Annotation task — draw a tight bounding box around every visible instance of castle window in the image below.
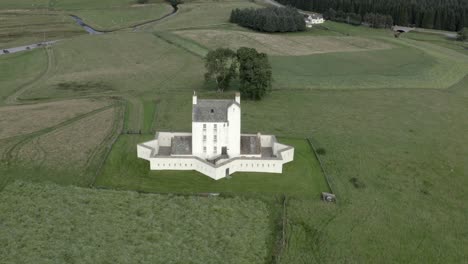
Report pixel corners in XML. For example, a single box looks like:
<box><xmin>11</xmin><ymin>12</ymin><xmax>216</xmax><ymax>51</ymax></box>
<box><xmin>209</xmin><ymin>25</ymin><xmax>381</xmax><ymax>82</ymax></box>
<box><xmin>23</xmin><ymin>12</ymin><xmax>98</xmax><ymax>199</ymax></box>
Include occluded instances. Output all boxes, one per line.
<box><xmin>210</xmin><ymin>109</ymin><xmax>214</xmax><ymax>113</ymax></box>
<box><xmin>214</xmin><ymin>135</ymin><xmax>217</xmax><ymax>142</ymax></box>
<box><xmin>214</xmin><ymin>146</ymin><xmax>217</xmax><ymax>154</ymax></box>
<box><xmin>203</xmin><ymin>146</ymin><xmax>206</xmax><ymax>153</ymax></box>
<box><xmin>203</xmin><ymin>135</ymin><xmax>206</xmax><ymax>142</ymax></box>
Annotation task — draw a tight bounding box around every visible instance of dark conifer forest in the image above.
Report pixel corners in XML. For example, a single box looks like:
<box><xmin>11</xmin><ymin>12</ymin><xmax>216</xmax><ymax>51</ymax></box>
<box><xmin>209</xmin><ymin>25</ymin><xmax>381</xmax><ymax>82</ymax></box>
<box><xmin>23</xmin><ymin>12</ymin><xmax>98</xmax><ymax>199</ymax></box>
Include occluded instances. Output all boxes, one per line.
<box><xmin>230</xmin><ymin>7</ymin><xmax>306</xmax><ymax>32</ymax></box>
<box><xmin>275</xmin><ymin>0</ymin><xmax>468</xmax><ymax>31</ymax></box>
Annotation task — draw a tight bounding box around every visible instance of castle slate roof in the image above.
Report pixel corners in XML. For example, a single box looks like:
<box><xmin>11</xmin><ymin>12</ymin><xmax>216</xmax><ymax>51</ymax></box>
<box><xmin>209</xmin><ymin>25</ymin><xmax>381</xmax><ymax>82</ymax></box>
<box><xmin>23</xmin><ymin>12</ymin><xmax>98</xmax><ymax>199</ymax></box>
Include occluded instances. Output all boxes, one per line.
<box><xmin>192</xmin><ymin>99</ymin><xmax>239</xmax><ymax>122</ymax></box>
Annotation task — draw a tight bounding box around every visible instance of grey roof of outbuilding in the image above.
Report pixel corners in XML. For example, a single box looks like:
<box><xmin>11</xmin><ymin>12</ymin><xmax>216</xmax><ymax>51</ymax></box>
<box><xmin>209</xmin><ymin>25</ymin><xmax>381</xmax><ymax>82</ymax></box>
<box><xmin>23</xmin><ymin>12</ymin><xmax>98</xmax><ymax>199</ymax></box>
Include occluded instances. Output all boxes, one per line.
<box><xmin>192</xmin><ymin>99</ymin><xmax>239</xmax><ymax>122</ymax></box>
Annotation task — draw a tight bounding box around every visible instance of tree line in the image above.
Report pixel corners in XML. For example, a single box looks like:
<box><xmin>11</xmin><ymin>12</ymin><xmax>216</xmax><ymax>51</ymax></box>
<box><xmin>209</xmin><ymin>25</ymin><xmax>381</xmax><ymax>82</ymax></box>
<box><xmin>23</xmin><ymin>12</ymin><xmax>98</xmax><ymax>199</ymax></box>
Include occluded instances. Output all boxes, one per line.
<box><xmin>205</xmin><ymin>48</ymin><xmax>272</xmax><ymax>100</ymax></box>
<box><xmin>230</xmin><ymin>7</ymin><xmax>306</xmax><ymax>32</ymax></box>
<box><xmin>325</xmin><ymin>9</ymin><xmax>393</xmax><ymax>28</ymax></box>
<box><xmin>276</xmin><ymin>0</ymin><xmax>468</xmax><ymax>31</ymax></box>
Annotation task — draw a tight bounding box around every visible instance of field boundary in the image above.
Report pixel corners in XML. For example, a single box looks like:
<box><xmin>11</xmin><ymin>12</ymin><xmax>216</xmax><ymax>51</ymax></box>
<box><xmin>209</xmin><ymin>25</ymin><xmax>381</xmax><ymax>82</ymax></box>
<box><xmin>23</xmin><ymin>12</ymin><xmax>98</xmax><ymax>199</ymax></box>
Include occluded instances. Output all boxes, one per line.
<box><xmin>307</xmin><ymin>137</ymin><xmax>336</xmax><ymax>196</ymax></box>
<box><xmin>90</xmin><ymin>100</ymin><xmax>126</xmax><ymax>187</ymax></box>
<box><xmin>153</xmin><ymin>31</ymin><xmax>209</xmax><ymax>58</ymax></box>
<box><xmin>271</xmin><ymin>194</ymin><xmax>288</xmax><ymax>264</ymax></box>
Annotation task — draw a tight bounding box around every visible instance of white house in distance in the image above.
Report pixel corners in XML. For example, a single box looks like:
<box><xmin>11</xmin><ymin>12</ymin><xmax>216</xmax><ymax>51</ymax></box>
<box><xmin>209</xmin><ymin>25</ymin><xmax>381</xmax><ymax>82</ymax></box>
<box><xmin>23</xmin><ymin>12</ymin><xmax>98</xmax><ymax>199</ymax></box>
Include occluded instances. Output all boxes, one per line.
<box><xmin>305</xmin><ymin>14</ymin><xmax>325</xmax><ymax>28</ymax></box>
<box><xmin>137</xmin><ymin>93</ymin><xmax>294</xmax><ymax>180</ymax></box>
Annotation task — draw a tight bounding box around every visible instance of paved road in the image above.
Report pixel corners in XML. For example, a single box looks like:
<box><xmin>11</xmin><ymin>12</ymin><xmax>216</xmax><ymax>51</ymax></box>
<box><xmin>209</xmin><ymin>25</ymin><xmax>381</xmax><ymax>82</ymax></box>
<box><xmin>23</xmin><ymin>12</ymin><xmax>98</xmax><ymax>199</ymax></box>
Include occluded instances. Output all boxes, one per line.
<box><xmin>393</xmin><ymin>25</ymin><xmax>458</xmax><ymax>38</ymax></box>
<box><xmin>0</xmin><ymin>41</ymin><xmax>58</xmax><ymax>56</ymax></box>
<box><xmin>413</xmin><ymin>28</ymin><xmax>458</xmax><ymax>38</ymax></box>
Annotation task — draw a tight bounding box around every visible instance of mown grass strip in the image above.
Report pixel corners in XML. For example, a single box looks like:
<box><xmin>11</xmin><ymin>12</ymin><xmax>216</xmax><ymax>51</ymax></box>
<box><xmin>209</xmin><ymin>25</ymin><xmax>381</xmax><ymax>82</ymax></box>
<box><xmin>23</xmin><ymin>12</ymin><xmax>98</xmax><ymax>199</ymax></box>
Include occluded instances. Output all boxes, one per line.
<box><xmin>153</xmin><ymin>31</ymin><xmax>209</xmax><ymax>57</ymax></box>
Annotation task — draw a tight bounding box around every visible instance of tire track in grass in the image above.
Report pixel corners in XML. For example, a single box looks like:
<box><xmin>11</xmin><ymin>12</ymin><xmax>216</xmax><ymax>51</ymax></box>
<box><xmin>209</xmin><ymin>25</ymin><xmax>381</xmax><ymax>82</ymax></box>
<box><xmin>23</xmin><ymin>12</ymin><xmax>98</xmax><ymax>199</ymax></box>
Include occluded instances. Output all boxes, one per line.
<box><xmin>87</xmin><ymin>102</ymin><xmax>125</xmax><ymax>187</ymax></box>
<box><xmin>2</xmin><ymin>104</ymin><xmax>116</xmax><ymax>165</ymax></box>
<box><xmin>4</xmin><ymin>46</ymin><xmax>55</xmax><ymax>105</ymax></box>
<box><xmin>125</xmin><ymin>96</ymin><xmax>144</xmax><ymax>132</ymax></box>
<box><xmin>3</xmin><ymin>47</ymin><xmax>51</xmax><ymax>105</ymax></box>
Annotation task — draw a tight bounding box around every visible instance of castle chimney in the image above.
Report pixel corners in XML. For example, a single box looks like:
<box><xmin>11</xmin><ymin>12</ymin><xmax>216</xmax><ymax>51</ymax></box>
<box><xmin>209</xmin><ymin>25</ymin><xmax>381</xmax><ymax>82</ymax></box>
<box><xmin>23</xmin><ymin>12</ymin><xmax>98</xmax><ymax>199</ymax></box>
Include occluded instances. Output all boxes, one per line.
<box><xmin>235</xmin><ymin>92</ymin><xmax>240</xmax><ymax>104</ymax></box>
<box><xmin>193</xmin><ymin>91</ymin><xmax>197</xmax><ymax>105</ymax></box>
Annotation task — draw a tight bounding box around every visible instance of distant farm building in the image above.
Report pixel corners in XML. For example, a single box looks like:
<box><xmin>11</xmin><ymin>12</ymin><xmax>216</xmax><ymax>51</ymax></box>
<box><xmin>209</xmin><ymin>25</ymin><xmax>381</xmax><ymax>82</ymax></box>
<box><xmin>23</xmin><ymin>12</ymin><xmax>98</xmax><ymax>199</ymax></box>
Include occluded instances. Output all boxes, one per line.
<box><xmin>137</xmin><ymin>93</ymin><xmax>294</xmax><ymax>180</ymax></box>
<box><xmin>305</xmin><ymin>14</ymin><xmax>324</xmax><ymax>28</ymax></box>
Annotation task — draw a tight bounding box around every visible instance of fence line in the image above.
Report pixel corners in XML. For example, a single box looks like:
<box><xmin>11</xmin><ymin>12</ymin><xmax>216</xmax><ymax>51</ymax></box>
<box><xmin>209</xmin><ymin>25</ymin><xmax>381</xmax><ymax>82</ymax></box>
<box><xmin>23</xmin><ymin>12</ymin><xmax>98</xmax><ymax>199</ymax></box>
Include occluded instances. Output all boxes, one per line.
<box><xmin>273</xmin><ymin>194</ymin><xmax>288</xmax><ymax>264</ymax></box>
<box><xmin>89</xmin><ymin>101</ymin><xmax>126</xmax><ymax>187</ymax></box>
<box><xmin>306</xmin><ymin>137</ymin><xmax>336</xmax><ymax>196</ymax></box>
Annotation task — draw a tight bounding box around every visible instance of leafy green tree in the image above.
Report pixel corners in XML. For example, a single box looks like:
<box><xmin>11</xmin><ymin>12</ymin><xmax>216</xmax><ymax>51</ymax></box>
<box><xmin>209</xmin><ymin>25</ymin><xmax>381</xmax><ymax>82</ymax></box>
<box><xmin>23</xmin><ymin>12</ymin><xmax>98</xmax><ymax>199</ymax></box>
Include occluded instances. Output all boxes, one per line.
<box><xmin>236</xmin><ymin>47</ymin><xmax>272</xmax><ymax>100</ymax></box>
<box><xmin>204</xmin><ymin>48</ymin><xmax>238</xmax><ymax>92</ymax></box>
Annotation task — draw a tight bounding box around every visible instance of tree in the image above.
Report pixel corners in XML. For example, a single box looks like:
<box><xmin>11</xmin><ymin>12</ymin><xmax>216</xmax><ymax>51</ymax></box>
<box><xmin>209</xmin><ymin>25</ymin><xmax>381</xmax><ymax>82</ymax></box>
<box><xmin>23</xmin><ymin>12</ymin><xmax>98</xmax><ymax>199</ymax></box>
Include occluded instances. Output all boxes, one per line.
<box><xmin>457</xmin><ymin>27</ymin><xmax>468</xmax><ymax>41</ymax></box>
<box><xmin>204</xmin><ymin>48</ymin><xmax>238</xmax><ymax>92</ymax></box>
<box><xmin>237</xmin><ymin>47</ymin><xmax>272</xmax><ymax>100</ymax></box>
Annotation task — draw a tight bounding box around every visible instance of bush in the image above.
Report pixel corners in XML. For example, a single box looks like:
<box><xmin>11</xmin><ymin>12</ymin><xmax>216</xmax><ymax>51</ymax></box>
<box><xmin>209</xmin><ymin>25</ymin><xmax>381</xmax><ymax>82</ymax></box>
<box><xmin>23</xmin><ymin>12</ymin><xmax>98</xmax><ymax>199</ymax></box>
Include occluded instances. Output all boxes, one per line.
<box><xmin>230</xmin><ymin>7</ymin><xmax>306</xmax><ymax>33</ymax></box>
<box><xmin>457</xmin><ymin>28</ymin><xmax>468</xmax><ymax>41</ymax></box>
<box><xmin>316</xmin><ymin>147</ymin><xmax>326</xmax><ymax>155</ymax></box>
<box><xmin>350</xmin><ymin>177</ymin><xmax>366</xmax><ymax>189</ymax></box>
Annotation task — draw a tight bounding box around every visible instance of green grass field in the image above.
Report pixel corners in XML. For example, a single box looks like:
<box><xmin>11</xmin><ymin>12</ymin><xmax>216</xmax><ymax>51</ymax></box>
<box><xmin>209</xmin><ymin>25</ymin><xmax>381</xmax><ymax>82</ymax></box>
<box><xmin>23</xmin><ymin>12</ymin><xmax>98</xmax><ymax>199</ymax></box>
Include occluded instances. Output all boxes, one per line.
<box><xmin>0</xmin><ymin>10</ymin><xmax>84</xmax><ymax>49</ymax></box>
<box><xmin>0</xmin><ymin>181</ymin><xmax>273</xmax><ymax>263</ymax></box>
<box><xmin>405</xmin><ymin>31</ymin><xmax>468</xmax><ymax>56</ymax></box>
<box><xmin>0</xmin><ymin>0</ymin><xmax>467</xmax><ymax>262</ymax></box>
<box><xmin>72</xmin><ymin>4</ymin><xmax>173</xmax><ymax>31</ymax></box>
<box><xmin>96</xmin><ymin>135</ymin><xmax>328</xmax><ymax>197</ymax></box>
<box><xmin>0</xmin><ymin>49</ymin><xmax>47</xmax><ymax>103</ymax></box>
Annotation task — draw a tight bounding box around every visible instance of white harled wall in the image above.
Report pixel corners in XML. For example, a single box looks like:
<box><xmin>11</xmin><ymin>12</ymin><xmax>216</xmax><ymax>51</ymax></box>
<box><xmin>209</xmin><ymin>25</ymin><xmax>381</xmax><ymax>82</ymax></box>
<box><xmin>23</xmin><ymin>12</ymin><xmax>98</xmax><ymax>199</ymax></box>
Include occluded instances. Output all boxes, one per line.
<box><xmin>193</xmin><ymin>122</ymin><xmax>228</xmax><ymax>159</ymax></box>
<box><xmin>137</xmin><ymin>134</ymin><xmax>295</xmax><ymax>180</ymax></box>
<box><xmin>227</xmin><ymin>104</ymin><xmax>240</xmax><ymax>157</ymax></box>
